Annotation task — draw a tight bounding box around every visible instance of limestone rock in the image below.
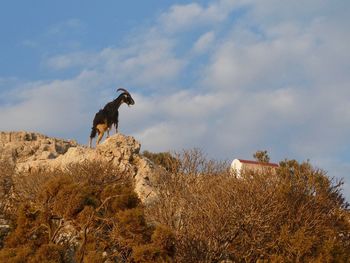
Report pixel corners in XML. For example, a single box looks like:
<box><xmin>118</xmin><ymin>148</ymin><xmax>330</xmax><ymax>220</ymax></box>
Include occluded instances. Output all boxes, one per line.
<box><xmin>0</xmin><ymin>131</ymin><xmax>160</xmax><ymax>204</ymax></box>
<box><xmin>0</xmin><ymin>131</ymin><xmax>77</xmax><ymax>165</ymax></box>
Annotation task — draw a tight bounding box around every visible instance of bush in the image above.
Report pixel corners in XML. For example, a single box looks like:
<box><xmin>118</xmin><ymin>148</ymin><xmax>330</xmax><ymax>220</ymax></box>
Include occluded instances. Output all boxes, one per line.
<box><xmin>142</xmin><ymin>150</ymin><xmax>180</xmax><ymax>173</ymax></box>
<box><xmin>0</xmin><ymin>245</ymin><xmax>33</xmax><ymax>263</ymax></box>
<box><xmin>147</xmin><ymin>150</ymin><xmax>350</xmax><ymax>262</ymax></box>
<box><xmin>0</xmin><ymin>161</ymin><xmax>175</xmax><ymax>262</ymax></box>
<box><xmin>0</xmin><ymin>160</ymin><xmax>15</xmax><ymax>248</ymax></box>
<box><xmin>132</xmin><ymin>225</ymin><xmax>175</xmax><ymax>263</ymax></box>
<box><xmin>29</xmin><ymin>244</ymin><xmax>65</xmax><ymax>263</ymax></box>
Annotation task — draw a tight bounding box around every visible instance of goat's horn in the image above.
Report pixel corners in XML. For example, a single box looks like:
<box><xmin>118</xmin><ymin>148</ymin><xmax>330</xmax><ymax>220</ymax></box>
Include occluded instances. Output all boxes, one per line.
<box><xmin>117</xmin><ymin>88</ymin><xmax>130</xmax><ymax>94</ymax></box>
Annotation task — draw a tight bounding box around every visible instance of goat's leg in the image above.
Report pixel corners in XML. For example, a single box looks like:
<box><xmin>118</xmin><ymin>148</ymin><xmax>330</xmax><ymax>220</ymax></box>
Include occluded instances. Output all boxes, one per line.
<box><xmin>115</xmin><ymin>121</ymin><xmax>119</xmax><ymax>134</ymax></box>
<box><xmin>106</xmin><ymin>128</ymin><xmax>110</xmax><ymax>138</ymax></box>
<box><xmin>89</xmin><ymin>126</ymin><xmax>97</xmax><ymax>148</ymax></box>
<box><xmin>96</xmin><ymin>132</ymin><xmax>104</xmax><ymax>145</ymax></box>
<box><xmin>96</xmin><ymin>123</ymin><xmax>107</xmax><ymax>145</ymax></box>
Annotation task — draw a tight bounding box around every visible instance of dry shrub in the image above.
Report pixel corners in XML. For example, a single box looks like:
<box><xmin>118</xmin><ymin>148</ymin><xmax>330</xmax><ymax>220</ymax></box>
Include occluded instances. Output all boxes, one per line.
<box><xmin>29</xmin><ymin>243</ymin><xmax>65</xmax><ymax>263</ymax></box>
<box><xmin>0</xmin><ymin>160</ymin><xmax>176</xmax><ymax>262</ymax></box>
<box><xmin>147</xmin><ymin>150</ymin><xmax>350</xmax><ymax>262</ymax></box>
<box><xmin>131</xmin><ymin>225</ymin><xmax>175</xmax><ymax>263</ymax></box>
<box><xmin>151</xmin><ymin>224</ymin><xmax>175</xmax><ymax>255</ymax></box>
<box><xmin>5</xmin><ymin>204</ymin><xmax>49</xmax><ymax>249</ymax></box>
<box><xmin>82</xmin><ymin>250</ymin><xmax>104</xmax><ymax>263</ymax></box>
<box><xmin>142</xmin><ymin>151</ymin><xmax>180</xmax><ymax>173</ymax></box>
<box><xmin>108</xmin><ymin>206</ymin><xmax>175</xmax><ymax>262</ymax></box>
<box><xmin>0</xmin><ymin>160</ymin><xmax>16</xmax><ymax>247</ymax></box>
<box><xmin>0</xmin><ymin>245</ymin><xmax>33</xmax><ymax>263</ymax></box>
<box><xmin>0</xmin><ymin>160</ymin><xmax>15</xmax><ymax>209</ymax></box>
<box><xmin>12</xmin><ymin>161</ymin><xmax>125</xmax><ymax>205</ymax></box>
<box><xmin>113</xmin><ymin>208</ymin><xmax>151</xmax><ymax>247</ymax></box>
<box><xmin>0</xmin><ymin>243</ymin><xmax>65</xmax><ymax>263</ymax></box>
<box><xmin>174</xmin><ymin>148</ymin><xmax>229</xmax><ymax>176</ymax></box>
<box><xmin>100</xmin><ymin>183</ymin><xmax>140</xmax><ymax>213</ymax></box>
<box><xmin>142</xmin><ymin>148</ymin><xmax>229</xmax><ymax>176</ymax></box>
<box><xmin>42</xmin><ymin>177</ymin><xmax>99</xmax><ymax>219</ymax></box>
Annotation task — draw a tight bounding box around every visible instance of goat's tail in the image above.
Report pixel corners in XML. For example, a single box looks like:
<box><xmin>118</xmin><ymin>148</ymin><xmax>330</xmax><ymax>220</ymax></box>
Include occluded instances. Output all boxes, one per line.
<box><xmin>90</xmin><ymin>126</ymin><xmax>97</xmax><ymax>139</ymax></box>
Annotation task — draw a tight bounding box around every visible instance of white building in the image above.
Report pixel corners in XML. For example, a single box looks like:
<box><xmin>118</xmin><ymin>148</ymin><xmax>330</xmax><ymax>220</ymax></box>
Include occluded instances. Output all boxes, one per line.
<box><xmin>231</xmin><ymin>159</ymin><xmax>279</xmax><ymax>177</ymax></box>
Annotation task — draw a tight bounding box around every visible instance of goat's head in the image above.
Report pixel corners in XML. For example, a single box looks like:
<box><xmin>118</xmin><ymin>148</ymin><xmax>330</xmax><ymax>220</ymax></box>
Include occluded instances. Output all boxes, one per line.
<box><xmin>117</xmin><ymin>88</ymin><xmax>135</xmax><ymax>106</ymax></box>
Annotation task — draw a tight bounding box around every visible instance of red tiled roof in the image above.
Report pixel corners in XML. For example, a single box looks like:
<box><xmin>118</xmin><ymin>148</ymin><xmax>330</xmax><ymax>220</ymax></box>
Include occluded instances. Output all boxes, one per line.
<box><xmin>238</xmin><ymin>159</ymin><xmax>279</xmax><ymax>167</ymax></box>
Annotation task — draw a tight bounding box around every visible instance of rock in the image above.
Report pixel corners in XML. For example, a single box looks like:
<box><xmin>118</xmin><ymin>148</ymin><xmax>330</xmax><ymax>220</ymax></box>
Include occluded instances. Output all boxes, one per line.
<box><xmin>0</xmin><ymin>131</ymin><xmax>77</xmax><ymax>164</ymax></box>
<box><xmin>133</xmin><ymin>156</ymin><xmax>160</xmax><ymax>204</ymax></box>
<box><xmin>0</xmin><ymin>131</ymin><xmax>160</xmax><ymax>204</ymax></box>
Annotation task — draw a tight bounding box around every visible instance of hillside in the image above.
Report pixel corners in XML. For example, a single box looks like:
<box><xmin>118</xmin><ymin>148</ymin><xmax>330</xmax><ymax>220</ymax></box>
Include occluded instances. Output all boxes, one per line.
<box><xmin>0</xmin><ymin>131</ymin><xmax>349</xmax><ymax>262</ymax></box>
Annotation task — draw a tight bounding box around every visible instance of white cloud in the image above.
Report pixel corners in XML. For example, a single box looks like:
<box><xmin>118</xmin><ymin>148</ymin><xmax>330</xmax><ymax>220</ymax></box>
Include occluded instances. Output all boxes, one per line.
<box><xmin>0</xmin><ymin>70</ymin><xmax>106</xmax><ymax>139</ymax></box>
<box><xmin>193</xmin><ymin>31</ymin><xmax>215</xmax><ymax>53</ymax></box>
<box><xmin>159</xmin><ymin>3</ymin><xmax>204</xmax><ymax>32</ymax></box>
<box><xmin>158</xmin><ymin>0</ymin><xmax>242</xmax><ymax>33</ymax></box>
<box><xmin>0</xmin><ymin>82</ymin><xmax>80</xmax><ymax>132</ymax></box>
<box><xmin>44</xmin><ymin>32</ymin><xmax>185</xmax><ymax>90</ymax></box>
<box><xmin>45</xmin><ymin>52</ymin><xmax>88</xmax><ymax>70</ymax></box>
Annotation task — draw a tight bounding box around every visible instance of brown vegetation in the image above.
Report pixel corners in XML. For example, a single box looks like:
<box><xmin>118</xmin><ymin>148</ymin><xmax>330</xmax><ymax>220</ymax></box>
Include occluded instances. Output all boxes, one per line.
<box><xmin>147</xmin><ymin>150</ymin><xmax>350</xmax><ymax>262</ymax></box>
<box><xmin>0</xmin><ymin>161</ymin><xmax>174</xmax><ymax>263</ymax></box>
<box><xmin>0</xmin><ymin>149</ymin><xmax>349</xmax><ymax>262</ymax></box>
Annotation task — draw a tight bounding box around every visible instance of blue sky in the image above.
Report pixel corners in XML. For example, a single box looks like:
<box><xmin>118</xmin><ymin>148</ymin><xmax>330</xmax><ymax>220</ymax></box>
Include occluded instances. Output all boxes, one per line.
<box><xmin>1</xmin><ymin>0</ymin><xmax>350</xmax><ymax>199</ymax></box>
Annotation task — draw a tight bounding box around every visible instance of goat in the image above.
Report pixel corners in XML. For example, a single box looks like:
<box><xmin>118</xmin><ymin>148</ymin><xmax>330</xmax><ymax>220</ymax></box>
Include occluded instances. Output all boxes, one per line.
<box><xmin>89</xmin><ymin>88</ymin><xmax>135</xmax><ymax>148</ymax></box>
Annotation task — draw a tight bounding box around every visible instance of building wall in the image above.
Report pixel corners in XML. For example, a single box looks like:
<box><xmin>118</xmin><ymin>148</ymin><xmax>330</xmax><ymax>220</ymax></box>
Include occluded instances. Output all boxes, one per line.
<box><xmin>231</xmin><ymin>159</ymin><xmax>278</xmax><ymax>177</ymax></box>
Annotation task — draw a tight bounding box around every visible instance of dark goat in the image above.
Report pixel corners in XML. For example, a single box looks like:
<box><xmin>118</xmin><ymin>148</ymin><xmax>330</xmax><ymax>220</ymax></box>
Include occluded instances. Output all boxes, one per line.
<box><xmin>89</xmin><ymin>88</ymin><xmax>135</xmax><ymax>148</ymax></box>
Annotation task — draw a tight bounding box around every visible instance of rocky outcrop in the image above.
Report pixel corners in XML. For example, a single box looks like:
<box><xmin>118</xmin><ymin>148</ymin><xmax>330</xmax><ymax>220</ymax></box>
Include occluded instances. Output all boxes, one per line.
<box><xmin>0</xmin><ymin>132</ymin><xmax>77</xmax><ymax>164</ymax></box>
<box><xmin>0</xmin><ymin>131</ymin><xmax>160</xmax><ymax>204</ymax></box>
